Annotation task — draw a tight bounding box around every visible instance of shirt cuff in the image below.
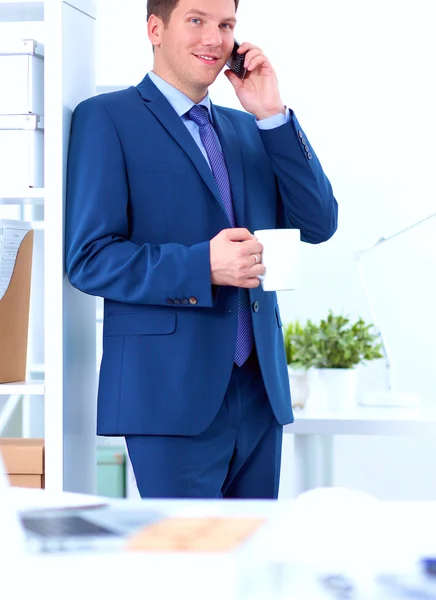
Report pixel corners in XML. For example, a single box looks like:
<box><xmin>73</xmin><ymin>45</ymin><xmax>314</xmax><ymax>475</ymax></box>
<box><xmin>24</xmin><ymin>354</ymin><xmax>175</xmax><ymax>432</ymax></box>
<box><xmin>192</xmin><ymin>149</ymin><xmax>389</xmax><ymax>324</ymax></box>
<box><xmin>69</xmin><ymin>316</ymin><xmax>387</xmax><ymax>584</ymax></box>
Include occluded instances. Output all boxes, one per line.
<box><xmin>256</xmin><ymin>107</ymin><xmax>292</xmax><ymax>130</ymax></box>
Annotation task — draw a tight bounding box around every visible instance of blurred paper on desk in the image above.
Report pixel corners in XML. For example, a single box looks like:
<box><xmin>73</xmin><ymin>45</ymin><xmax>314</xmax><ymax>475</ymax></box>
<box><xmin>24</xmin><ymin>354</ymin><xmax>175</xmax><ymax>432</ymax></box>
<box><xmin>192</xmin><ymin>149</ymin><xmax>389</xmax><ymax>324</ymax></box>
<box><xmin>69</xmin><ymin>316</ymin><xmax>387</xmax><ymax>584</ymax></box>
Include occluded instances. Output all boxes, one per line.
<box><xmin>265</xmin><ymin>487</ymin><xmax>384</xmax><ymax>574</ymax></box>
<box><xmin>376</xmin><ymin>569</ymin><xmax>436</xmax><ymax>599</ymax></box>
<box><xmin>125</xmin><ymin>516</ymin><xmax>266</xmax><ymax>552</ymax></box>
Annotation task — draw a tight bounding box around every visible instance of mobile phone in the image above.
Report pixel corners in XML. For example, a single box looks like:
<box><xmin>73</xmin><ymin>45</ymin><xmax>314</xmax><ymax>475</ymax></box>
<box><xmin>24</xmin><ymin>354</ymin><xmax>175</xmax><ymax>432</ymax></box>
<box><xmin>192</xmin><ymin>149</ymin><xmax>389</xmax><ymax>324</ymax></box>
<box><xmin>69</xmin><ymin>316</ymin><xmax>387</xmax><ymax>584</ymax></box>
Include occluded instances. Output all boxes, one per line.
<box><xmin>226</xmin><ymin>40</ymin><xmax>247</xmax><ymax>80</ymax></box>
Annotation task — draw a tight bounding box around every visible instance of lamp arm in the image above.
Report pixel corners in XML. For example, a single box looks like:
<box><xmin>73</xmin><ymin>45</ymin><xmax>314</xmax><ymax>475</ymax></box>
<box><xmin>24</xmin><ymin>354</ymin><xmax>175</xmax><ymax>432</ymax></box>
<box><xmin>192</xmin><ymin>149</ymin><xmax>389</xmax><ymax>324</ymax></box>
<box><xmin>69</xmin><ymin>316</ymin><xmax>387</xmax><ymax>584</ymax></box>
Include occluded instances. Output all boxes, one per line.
<box><xmin>357</xmin><ymin>211</ymin><xmax>436</xmax><ymax>256</ymax></box>
<box><xmin>355</xmin><ymin>258</ymin><xmax>394</xmax><ymax>391</ymax></box>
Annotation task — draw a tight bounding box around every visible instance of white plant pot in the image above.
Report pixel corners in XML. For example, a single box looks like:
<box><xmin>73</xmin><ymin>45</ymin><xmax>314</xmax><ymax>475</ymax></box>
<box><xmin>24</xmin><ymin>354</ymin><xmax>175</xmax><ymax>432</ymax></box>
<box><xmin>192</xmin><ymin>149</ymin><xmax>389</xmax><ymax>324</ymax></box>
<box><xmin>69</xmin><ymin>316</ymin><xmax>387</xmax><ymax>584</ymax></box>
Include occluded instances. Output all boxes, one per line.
<box><xmin>288</xmin><ymin>366</ymin><xmax>310</xmax><ymax>410</ymax></box>
<box><xmin>315</xmin><ymin>368</ymin><xmax>358</xmax><ymax>411</ymax></box>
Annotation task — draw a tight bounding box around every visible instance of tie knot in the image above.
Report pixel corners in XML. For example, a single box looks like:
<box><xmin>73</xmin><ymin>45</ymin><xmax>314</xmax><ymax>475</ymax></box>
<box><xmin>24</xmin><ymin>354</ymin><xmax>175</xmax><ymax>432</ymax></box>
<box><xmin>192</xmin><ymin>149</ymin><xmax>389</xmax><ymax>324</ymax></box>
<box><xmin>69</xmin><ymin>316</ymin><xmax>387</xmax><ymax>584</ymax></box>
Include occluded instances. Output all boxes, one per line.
<box><xmin>188</xmin><ymin>104</ymin><xmax>211</xmax><ymax>127</ymax></box>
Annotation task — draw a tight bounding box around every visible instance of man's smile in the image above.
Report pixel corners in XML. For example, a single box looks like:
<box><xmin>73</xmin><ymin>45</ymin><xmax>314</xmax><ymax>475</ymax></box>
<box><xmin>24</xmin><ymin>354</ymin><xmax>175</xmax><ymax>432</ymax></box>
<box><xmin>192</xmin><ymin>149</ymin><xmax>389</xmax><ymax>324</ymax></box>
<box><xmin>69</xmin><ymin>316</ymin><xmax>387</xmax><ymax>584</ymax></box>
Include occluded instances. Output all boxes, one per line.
<box><xmin>194</xmin><ymin>53</ymin><xmax>221</xmax><ymax>65</ymax></box>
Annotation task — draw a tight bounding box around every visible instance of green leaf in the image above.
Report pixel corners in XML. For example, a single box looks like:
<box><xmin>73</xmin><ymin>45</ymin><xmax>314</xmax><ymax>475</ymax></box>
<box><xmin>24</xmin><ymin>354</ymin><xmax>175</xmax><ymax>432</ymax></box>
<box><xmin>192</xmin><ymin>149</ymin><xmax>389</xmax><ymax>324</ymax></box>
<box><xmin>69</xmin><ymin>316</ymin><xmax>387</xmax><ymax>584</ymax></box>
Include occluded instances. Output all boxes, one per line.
<box><xmin>282</xmin><ymin>310</ymin><xmax>384</xmax><ymax>369</ymax></box>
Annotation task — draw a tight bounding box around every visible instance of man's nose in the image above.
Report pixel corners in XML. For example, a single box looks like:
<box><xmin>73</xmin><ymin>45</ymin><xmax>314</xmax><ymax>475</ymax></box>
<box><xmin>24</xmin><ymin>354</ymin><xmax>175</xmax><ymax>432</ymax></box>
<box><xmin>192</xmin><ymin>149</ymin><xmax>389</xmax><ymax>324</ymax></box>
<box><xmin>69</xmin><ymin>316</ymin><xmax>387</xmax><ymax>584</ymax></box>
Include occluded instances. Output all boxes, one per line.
<box><xmin>202</xmin><ymin>26</ymin><xmax>223</xmax><ymax>47</ymax></box>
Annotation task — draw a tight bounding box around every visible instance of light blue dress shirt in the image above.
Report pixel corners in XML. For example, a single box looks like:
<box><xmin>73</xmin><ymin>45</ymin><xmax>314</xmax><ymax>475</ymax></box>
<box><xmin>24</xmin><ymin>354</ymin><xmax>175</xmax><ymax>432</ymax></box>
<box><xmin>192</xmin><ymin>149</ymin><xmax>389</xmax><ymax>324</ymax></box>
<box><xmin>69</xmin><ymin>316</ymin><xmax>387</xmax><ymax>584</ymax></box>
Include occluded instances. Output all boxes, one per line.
<box><xmin>148</xmin><ymin>70</ymin><xmax>290</xmax><ymax>169</ymax></box>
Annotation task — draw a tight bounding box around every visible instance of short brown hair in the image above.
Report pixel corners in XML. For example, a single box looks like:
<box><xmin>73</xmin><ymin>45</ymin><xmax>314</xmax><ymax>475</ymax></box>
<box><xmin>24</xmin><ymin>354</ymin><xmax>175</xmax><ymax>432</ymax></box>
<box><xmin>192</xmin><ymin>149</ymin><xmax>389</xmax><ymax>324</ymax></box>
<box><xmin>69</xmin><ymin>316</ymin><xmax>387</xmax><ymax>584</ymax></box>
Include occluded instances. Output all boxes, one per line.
<box><xmin>147</xmin><ymin>0</ymin><xmax>239</xmax><ymax>24</ymax></box>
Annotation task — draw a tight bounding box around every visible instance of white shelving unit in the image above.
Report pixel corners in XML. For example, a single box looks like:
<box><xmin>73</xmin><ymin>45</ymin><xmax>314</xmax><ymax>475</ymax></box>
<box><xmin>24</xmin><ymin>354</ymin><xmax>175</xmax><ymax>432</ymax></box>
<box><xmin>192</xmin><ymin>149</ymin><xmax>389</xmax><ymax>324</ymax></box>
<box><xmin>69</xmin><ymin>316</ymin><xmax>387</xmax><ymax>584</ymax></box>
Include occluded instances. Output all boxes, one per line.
<box><xmin>0</xmin><ymin>0</ymin><xmax>97</xmax><ymax>494</ymax></box>
<box><xmin>0</xmin><ymin>188</ymin><xmax>45</xmax><ymax>203</ymax></box>
<box><xmin>0</xmin><ymin>380</ymin><xmax>44</xmax><ymax>395</ymax></box>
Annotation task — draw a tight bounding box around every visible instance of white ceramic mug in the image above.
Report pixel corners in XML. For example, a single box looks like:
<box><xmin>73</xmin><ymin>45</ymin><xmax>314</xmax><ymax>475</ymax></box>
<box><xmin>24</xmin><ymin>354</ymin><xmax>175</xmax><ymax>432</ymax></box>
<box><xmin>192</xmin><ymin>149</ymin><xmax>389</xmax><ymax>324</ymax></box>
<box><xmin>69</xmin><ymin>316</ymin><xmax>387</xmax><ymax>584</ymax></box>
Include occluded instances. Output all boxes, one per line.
<box><xmin>254</xmin><ymin>228</ymin><xmax>301</xmax><ymax>291</ymax></box>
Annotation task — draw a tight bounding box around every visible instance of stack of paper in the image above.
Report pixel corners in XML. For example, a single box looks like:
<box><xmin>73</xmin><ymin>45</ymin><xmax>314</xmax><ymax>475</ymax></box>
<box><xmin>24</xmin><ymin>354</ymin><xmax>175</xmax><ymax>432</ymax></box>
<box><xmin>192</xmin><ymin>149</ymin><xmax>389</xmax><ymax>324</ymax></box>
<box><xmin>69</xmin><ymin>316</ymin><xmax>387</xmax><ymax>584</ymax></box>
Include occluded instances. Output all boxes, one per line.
<box><xmin>0</xmin><ymin>219</ymin><xmax>31</xmax><ymax>300</ymax></box>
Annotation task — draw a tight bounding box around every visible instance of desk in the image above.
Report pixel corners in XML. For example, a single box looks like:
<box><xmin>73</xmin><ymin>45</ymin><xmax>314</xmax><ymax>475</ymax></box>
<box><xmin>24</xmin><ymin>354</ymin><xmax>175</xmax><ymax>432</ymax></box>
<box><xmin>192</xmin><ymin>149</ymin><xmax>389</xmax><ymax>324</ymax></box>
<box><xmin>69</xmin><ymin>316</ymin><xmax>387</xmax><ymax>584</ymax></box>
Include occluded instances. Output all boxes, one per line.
<box><xmin>4</xmin><ymin>488</ymin><xmax>436</xmax><ymax>600</ymax></box>
<box><xmin>285</xmin><ymin>406</ymin><xmax>436</xmax><ymax>495</ymax></box>
<box><xmin>3</xmin><ymin>489</ymin><xmax>289</xmax><ymax>600</ymax></box>
<box><xmin>4</xmin><ymin>488</ymin><xmax>436</xmax><ymax>599</ymax></box>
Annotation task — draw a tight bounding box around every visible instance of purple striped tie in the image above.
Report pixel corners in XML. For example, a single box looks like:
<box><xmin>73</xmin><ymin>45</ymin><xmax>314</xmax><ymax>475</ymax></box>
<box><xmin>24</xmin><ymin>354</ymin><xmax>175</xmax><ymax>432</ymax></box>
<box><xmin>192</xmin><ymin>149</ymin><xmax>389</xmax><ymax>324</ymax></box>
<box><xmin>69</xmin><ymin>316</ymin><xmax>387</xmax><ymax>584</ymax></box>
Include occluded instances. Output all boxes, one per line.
<box><xmin>188</xmin><ymin>104</ymin><xmax>253</xmax><ymax>366</ymax></box>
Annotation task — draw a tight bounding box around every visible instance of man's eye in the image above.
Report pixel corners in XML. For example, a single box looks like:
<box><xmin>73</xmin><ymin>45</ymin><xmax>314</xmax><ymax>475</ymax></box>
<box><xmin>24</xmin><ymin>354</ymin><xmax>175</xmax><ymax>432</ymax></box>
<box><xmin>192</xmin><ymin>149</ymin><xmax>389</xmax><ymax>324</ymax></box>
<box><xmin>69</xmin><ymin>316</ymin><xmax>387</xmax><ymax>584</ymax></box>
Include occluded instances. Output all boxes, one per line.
<box><xmin>190</xmin><ymin>18</ymin><xmax>201</xmax><ymax>24</ymax></box>
<box><xmin>220</xmin><ymin>23</ymin><xmax>231</xmax><ymax>29</ymax></box>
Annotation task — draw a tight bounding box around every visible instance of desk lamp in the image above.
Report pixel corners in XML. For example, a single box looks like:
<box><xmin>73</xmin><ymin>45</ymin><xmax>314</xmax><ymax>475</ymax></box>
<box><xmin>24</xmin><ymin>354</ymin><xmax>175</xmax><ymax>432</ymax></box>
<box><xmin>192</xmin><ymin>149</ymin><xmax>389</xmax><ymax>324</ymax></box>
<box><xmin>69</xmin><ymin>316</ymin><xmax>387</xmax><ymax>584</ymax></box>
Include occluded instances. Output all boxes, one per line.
<box><xmin>354</xmin><ymin>211</ymin><xmax>436</xmax><ymax>407</ymax></box>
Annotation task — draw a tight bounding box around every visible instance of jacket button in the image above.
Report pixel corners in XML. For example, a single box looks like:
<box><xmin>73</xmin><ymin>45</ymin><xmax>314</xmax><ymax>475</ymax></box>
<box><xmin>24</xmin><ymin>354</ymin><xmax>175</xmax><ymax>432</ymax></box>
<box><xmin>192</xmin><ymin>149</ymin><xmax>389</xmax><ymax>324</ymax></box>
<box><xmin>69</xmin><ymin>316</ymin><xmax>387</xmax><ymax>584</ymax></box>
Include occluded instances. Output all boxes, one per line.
<box><xmin>298</xmin><ymin>130</ymin><xmax>303</xmax><ymax>139</ymax></box>
<box><xmin>189</xmin><ymin>297</ymin><xmax>198</xmax><ymax>305</ymax></box>
<box><xmin>166</xmin><ymin>298</ymin><xmax>174</xmax><ymax>306</ymax></box>
<box><xmin>307</xmin><ymin>152</ymin><xmax>313</xmax><ymax>160</ymax></box>
<box><xmin>252</xmin><ymin>301</ymin><xmax>260</xmax><ymax>313</ymax></box>
<box><xmin>182</xmin><ymin>298</ymin><xmax>189</xmax><ymax>305</ymax></box>
<box><xmin>173</xmin><ymin>298</ymin><xmax>181</xmax><ymax>305</ymax></box>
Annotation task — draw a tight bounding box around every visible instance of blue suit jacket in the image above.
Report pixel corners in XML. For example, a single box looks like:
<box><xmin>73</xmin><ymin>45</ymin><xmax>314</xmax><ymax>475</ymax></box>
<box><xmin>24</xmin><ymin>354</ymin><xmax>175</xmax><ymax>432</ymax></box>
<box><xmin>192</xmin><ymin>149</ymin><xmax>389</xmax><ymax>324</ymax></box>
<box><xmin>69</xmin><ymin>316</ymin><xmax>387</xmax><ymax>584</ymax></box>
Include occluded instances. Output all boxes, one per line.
<box><xmin>65</xmin><ymin>74</ymin><xmax>338</xmax><ymax>436</ymax></box>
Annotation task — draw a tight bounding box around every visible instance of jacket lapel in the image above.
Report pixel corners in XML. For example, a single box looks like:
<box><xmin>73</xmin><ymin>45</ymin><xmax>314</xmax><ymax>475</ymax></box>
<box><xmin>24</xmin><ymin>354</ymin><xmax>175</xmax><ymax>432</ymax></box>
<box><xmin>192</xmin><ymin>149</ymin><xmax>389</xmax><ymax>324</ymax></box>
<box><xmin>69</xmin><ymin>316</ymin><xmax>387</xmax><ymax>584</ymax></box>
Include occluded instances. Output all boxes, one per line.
<box><xmin>136</xmin><ymin>75</ymin><xmax>226</xmax><ymax>216</ymax></box>
<box><xmin>210</xmin><ymin>104</ymin><xmax>246</xmax><ymax>228</ymax></box>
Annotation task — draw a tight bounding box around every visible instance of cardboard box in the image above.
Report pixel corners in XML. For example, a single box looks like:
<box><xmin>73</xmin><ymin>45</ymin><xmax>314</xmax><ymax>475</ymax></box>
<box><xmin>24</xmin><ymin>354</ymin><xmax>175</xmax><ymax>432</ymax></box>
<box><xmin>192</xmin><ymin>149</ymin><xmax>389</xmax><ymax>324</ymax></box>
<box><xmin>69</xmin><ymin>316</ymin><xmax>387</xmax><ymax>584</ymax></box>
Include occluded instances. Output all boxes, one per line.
<box><xmin>0</xmin><ymin>39</ymin><xmax>44</xmax><ymax>115</ymax></box>
<box><xmin>0</xmin><ymin>228</ymin><xmax>34</xmax><ymax>383</ymax></box>
<box><xmin>9</xmin><ymin>474</ymin><xmax>42</xmax><ymax>488</ymax></box>
<box><xmin>0</xmin><ymin>116</ymin><xmax>44</xmax><ymax>188</ymax></box>
<box><xmin>0</xmin><ymin>438</ymin><xmax>44</xmax><ymax>488</ymax></box>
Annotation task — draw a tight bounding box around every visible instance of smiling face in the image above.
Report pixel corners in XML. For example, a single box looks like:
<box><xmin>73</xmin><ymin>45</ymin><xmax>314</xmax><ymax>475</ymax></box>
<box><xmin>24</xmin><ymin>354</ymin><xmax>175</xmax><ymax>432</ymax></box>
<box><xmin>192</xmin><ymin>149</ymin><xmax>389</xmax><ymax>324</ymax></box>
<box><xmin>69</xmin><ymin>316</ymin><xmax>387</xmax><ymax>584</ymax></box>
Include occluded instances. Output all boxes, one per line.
<box><xmin>148</xmin><ymin>0</ymin><xmax>237</xmax><ymax>103</ymax></box>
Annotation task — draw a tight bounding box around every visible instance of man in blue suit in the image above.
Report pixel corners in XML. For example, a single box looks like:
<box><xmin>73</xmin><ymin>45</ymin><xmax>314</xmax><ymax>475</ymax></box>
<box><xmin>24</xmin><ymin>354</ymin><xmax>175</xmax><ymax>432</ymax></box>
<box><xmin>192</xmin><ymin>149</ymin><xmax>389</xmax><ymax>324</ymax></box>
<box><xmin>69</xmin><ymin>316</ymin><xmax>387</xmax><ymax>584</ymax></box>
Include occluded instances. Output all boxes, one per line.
<box><xmin>65</xmin><ymin>0</ymin><xmax>338</xmax><ymax>499</ymax></box>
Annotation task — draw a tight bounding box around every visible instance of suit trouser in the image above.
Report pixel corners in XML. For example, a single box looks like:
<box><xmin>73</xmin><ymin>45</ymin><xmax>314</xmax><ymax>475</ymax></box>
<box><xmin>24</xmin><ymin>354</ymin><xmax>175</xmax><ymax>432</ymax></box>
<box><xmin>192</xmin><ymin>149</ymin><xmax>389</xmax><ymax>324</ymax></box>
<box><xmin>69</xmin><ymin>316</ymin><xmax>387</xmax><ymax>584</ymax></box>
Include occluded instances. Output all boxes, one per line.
<box><xmin>125</xmin><ymin>347</ymin><xmax>283</xmax><ymax>499</ymax></box>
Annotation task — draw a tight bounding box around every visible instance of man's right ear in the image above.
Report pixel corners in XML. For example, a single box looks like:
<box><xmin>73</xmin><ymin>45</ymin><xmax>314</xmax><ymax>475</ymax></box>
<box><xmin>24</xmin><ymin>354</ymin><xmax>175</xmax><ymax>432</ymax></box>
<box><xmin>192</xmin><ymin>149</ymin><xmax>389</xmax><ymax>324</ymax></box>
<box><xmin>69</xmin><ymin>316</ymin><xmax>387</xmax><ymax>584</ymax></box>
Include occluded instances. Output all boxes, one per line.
<box><xmin>147</xmin><ymin>15</ymin><xmax>163</xmax><ymax>48</ymax></box>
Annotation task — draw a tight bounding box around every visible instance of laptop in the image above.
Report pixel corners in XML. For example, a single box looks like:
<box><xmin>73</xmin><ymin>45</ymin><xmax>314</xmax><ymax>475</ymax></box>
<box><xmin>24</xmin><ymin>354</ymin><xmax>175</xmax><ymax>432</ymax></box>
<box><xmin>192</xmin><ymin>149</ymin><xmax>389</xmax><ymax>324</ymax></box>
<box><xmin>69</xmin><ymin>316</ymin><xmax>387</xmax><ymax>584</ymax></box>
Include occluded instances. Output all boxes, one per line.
<box><xmin>0</xmin><ymin>451</ymin><xmax>164</xmax><ymax>553</ymax></box>
<box><xmin>20</xmin><ymin>504</ymin><xmax>166</xmax><ymax>553</ymax></box>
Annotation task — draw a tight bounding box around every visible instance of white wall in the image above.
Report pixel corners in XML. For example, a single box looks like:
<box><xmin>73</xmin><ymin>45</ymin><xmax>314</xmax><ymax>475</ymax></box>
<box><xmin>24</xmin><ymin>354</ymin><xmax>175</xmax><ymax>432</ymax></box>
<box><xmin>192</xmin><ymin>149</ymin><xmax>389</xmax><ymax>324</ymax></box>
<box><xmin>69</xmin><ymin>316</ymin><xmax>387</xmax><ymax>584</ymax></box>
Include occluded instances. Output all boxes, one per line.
<box><xmin>94</xmin><ymin>0</ymin><xmax>436</xmax><ymax>499</ymax></box>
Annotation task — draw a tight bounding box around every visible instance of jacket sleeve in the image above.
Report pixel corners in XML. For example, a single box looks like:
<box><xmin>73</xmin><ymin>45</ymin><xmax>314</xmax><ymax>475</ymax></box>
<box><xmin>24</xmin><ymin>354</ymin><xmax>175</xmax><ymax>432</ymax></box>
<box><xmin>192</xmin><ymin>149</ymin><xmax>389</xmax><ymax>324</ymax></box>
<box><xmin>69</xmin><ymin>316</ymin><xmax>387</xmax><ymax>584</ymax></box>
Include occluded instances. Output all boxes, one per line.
<box><xmin>65</xmin><ymin>97</ymin><xmax>214</xmax><ymax>307</ymax></box>
<box><xmin>258</xmin><ymin>112</ymin><xmax>338</xmax><ymax>244</ymax></box>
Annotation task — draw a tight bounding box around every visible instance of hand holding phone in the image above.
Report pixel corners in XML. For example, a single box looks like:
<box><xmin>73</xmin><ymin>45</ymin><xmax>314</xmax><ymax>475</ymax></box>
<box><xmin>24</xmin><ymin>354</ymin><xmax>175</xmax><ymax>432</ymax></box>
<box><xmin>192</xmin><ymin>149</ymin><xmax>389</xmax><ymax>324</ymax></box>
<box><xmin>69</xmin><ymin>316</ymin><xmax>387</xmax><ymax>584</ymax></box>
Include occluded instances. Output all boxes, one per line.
<box><xmin>226</xmin><ymin>40</ymin><xmax>247</xmax><ymax>80</ymax></box>
<box><xmin>224</xmin><ymin>41</ymin><xmax>285</xmax><ymax>121</ymax></box>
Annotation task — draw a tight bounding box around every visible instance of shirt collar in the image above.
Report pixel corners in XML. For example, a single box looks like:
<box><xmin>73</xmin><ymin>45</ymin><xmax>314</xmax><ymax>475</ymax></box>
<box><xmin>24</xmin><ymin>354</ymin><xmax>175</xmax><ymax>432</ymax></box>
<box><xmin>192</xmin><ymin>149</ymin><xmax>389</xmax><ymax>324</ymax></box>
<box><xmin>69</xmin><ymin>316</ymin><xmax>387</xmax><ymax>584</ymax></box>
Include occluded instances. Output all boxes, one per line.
<box><xmin>148</xmin><ymin>71</ymin><xmax>212</xmax><ymax>121</ymax></box>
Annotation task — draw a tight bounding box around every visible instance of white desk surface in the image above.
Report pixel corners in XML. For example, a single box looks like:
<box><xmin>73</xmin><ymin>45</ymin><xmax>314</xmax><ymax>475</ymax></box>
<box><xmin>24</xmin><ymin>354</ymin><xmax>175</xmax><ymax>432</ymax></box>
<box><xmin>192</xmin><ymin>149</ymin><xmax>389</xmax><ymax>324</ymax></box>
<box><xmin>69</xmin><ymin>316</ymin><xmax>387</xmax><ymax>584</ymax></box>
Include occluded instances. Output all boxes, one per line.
<box><xmin>3</xmin><ymin>488</ymin><xmax>436</xmax><ymax>599</ymax></box>
<box><xmin>285</xmin><ymin>406</ymin><xmax>436</xmax><ymax>435</ymax></box>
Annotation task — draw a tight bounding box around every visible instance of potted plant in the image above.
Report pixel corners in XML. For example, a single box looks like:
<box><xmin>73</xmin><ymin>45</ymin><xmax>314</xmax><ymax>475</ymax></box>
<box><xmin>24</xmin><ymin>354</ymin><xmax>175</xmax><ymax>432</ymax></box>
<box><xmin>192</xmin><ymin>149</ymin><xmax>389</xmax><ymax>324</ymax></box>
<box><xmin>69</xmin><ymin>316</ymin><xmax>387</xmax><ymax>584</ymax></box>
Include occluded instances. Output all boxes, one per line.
<box><xmin>283</xmin><ymin>320</ymin><xmax>311</xmax><ymax>410</ymax></box>
<box><xmin>286</xmin><ymin>311</ymin><xmax>383</xmax><ymax>410</ymax></box>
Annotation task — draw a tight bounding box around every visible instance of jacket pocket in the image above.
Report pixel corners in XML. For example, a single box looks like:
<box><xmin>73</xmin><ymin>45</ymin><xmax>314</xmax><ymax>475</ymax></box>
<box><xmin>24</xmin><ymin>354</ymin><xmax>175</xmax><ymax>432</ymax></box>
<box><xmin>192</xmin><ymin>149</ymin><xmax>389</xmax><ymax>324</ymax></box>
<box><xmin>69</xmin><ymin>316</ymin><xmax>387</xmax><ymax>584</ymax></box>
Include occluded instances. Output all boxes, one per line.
<box><xmin>275</xmin><ymin>305</ymin><xmax>283</xmax><ymax>328</ymax></box>
<box><xmin>133</xmin><ymin>159</ymin><xmax>187</xmax><ymax>176</ymax></box>
<box><xmin>105</xmin><ymin>311</ymin><xmax>177</xmax><ymax>336</ymax></box>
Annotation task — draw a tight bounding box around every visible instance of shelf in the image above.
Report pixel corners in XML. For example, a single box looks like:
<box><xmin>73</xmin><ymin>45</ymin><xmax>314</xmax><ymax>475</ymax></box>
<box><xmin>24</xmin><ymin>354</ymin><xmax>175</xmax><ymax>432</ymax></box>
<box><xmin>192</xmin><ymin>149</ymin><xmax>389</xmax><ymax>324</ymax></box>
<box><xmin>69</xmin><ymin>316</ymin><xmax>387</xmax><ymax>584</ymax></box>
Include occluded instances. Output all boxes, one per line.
<box><xmin>0</xmin><ymin>1</ymin><xmax>44</xmax><ymax>22</ymax></box>
<box><xmin>0</xmin><ymin>188</ymin><xmax>45</xmax><ymax>203</ymax></box>
<box><xmin>0</xmin><ymin>114</ymin><xmax>44</xmax><ymax>130</ymax></box>
<box><xmin>0</xmin><ymin>379</ymin><xmax>44</xmax><ymax>395</ymax></box>
<box><xmin>0</xmin><ymin>38</ymin><xmax>44</xmax><ymax>56</ymax></box>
